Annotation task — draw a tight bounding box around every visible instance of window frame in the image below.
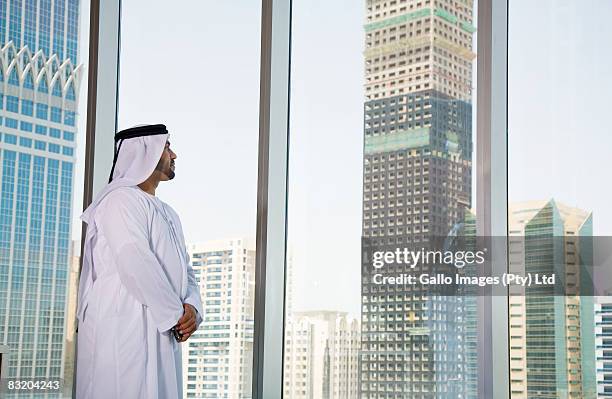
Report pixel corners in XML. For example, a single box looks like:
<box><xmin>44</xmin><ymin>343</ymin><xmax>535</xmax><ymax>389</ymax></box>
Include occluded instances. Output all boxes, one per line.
<box><xmin>78</xmin><ymin>0</ymin><xmax>510</xmax><ymax>397</ymax></box>
<box><xmin>75</xmin><ymin>0</ymin><xmax>120</xmax><ymax>395</ymax></box>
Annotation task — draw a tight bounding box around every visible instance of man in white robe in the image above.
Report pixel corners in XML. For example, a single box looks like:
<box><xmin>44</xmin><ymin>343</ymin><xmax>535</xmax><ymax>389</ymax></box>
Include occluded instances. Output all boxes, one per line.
<box><xmin>75</xmin><ymin>124</ymin><xmax>203</xmax><ymax>399</ymax></box>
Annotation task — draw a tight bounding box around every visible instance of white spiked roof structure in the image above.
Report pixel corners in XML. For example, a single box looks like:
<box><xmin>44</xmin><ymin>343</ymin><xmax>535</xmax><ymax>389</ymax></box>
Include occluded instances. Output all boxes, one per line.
<box><xmin>0</xmin><ymin>41</ymin><xmax>83</xmax><ymax>101</ymax></box>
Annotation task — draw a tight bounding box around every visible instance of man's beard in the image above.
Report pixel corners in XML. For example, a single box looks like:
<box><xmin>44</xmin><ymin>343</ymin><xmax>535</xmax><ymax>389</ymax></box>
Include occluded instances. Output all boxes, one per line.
<box><xmin>156</xmin><ymin>160</ymin><xmax>175</xmax><ymax>180</ymax></box>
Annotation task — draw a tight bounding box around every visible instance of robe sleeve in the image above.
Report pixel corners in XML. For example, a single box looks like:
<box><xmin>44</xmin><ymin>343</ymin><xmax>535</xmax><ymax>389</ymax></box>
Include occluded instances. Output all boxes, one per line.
<box><xmin>97</xmin><ymin>189</ymin><xmax>184</xmax><ymax>333</ymax></box>
<box><xmin>164</xmin><ymin>204</ymin><xmax>204</xmax><ymax>327</ymax></box>
<box><xmin>182</xmin><ymin>251</ymin><xmax>204</xmax><ymax>327</ymax></box>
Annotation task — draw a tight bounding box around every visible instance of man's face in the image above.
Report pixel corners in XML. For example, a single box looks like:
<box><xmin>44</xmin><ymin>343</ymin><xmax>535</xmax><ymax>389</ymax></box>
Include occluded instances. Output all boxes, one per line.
<box><xmin>155</xmin><ymin>140</ymin><xmax>177</xmax><ymax>181</ymax></box>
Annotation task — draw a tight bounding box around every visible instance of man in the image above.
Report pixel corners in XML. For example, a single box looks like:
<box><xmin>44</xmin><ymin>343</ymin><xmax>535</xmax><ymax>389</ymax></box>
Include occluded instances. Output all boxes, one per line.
<box><xmin>75</xmin><ymin>124</ymin><xmax>203</xmax><ymax>399</ymax></box>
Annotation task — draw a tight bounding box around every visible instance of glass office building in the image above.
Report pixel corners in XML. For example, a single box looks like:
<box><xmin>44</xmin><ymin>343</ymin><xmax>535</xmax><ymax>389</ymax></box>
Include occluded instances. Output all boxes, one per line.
<box><xmin>0</xmin><ymin>0</ymin><xmax>81</xmax><ymax>379</ymax></box>
<box><xmin>508</xmin><ymin>200</ymin><xmax>596</xmax><ymax>398</ymax></box>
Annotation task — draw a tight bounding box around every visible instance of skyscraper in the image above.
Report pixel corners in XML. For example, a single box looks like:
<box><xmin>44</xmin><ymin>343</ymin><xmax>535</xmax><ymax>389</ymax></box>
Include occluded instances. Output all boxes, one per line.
<box><xmin>0</xmin><ymin>0</ymin><xmax>81</xmax><ymax>380</ymax></box>
<box><xmin>595</xmin><ymin>296</ymin><xmax>612</xmax><ymax>399</ymax></box>
<box><xmin>508</xmin><ymin>200</ymin><xmax>596</xmax><ymax>398</ymax></box>
<box><xmin>284</xmin><ymin>311</ymin><xmax>360</xmax><ymax>399</ymax></box>
<box><xmin>361</xmin><ymin>1</ymin><xmax>474</xmax><ymax>397</ymax></box>
<box><xmin>182</xmin><ymin>239</ymin><xmax>256</xmax><ymax>399</ymax></box>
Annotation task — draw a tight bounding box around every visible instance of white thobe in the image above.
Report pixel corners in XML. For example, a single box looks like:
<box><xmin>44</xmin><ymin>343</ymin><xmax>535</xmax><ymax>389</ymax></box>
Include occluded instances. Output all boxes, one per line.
<box><xmin>75</xmin><ymin>186</ymin><xmax>203</xmax><ymax>399</ymax></box>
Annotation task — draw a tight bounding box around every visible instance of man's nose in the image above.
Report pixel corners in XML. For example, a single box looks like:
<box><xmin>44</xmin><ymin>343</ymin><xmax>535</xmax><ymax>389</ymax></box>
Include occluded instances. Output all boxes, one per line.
<box><xmin>170</xmin><ymin>150</ymin><xmax>177</xmax><ymax>160</ymax></box>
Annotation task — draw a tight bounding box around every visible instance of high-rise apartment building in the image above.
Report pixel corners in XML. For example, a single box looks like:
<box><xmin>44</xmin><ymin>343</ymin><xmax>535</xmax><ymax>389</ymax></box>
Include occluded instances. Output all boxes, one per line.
<box><xmin>361</xmin><ymin>1</ymin><xmax>475</xmax><ymax>397</ymax></box>
<box><xmin>508</xmin><ymin>200</ymin><xmax>596</xmax><ymax>398</ymax></box>
<box><xmin>0</xmin><ymin>0</ymin><xmax>81</xmax><ymax>379</ymax></box>
<box><xmin>284</xmin><ymin>311</ymin><xmax>360</xmax><ymax>399</ymax></box>
<box><xmin>595</xmin><ymin>296</ymin><xmax>612</xmax><ymax>399</ymax></box>
<box><xmin>182</xmin><ymin>239</ymin><xmax>256</xmax><ymax>399</ymax></box>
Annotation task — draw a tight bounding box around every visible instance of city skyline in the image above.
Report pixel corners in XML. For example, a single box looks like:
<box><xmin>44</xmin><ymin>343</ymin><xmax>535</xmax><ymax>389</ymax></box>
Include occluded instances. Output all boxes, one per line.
<box><xmin>70</xmin><ymin>0</ymin><xmax>612</xmax><ymax>320</ymax></box>
<box><xmin>112</xmin><ymin>4</ymin><xmax>612</xmax><ymax>396</ymax></box>
<box><xmin>0</xmin><ymin>0</ymin><xmax>609</xmax><ymax>397</ymax></box>
<box><xmin>284</xmin><ymin>310</ymin><xmax>360</xmax><ymax>399</ymax></box>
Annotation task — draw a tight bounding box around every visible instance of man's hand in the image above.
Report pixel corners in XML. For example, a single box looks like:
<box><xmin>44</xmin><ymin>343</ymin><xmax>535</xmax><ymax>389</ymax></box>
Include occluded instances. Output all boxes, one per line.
<box><xmin>175</xmin><ymin>303</ymin><xmax>198</xmax><ymax>342</ymax></box>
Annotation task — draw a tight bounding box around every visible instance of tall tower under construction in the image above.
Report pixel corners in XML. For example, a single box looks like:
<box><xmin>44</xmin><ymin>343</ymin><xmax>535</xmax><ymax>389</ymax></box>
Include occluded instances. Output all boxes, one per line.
<box><xmin>361</xmin><ymin>1</ymin><xmax>475</xmax><ymax>397</ymax></box>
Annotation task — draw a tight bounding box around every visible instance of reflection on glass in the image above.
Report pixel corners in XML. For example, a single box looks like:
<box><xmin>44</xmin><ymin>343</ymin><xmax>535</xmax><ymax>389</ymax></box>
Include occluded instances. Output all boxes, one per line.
<box><xmin>285</xmin><ymin>0</ymin><xmax>477</xmax><ymax>397</ymax></box>
<box><xmin>0</xmin><ymin>0</ymin><xmax>88</xmax><ymax>397</ymax></box>
<box><xmin>508</xmin><ymin>1</ymin><xmax>612</xmax><ymax>398</ymax></box>
<box><xmin>118</xmin><ymin>1</ymin><xmax>260</xmax><ymax>398</ymax></box>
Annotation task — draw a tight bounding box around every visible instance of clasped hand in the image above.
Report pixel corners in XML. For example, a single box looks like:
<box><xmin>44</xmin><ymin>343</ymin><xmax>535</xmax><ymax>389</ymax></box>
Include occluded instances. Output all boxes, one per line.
<box><xmin>175</xmin><ymin>303</ymin><xmax>197</xmax><ymax>342</ymax></box>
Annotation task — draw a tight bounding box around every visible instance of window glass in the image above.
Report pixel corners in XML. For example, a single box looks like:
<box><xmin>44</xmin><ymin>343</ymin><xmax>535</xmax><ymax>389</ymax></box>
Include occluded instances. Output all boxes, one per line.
<box><xmin>284</xmin><ymin>1</ymin><xmax>480</xmax><ymax>396</ymax></box>
<box><xmin>118</xmin><ymin>2</ymin><xmax>261</xmax><ymax>397</ymax></box>
<box><xmin>508</xmin><ymin>1</ymin><xmax>612</xmax><ymax>397</ymax></box>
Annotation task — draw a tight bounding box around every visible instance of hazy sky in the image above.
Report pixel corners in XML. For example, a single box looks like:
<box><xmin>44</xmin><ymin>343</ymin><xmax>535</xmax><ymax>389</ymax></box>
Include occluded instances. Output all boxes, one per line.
<box><xmin>508</xmin><ymin>0</ymin><xmax>612</xmax><ymax>235</ymax></box>
<box><xmin>72</xmin><ymin>0</ymin><xmax>612</xmax><ymax>317</ymax></box>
